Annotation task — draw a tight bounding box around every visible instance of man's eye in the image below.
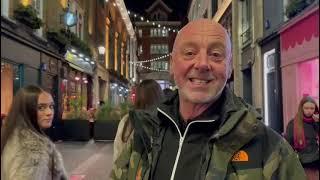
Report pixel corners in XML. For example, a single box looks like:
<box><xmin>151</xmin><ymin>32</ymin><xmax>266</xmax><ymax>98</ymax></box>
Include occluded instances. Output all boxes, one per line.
<box><xmin>209</xmin><ymin>52</ymin><xmax>221</xmax><ymax>57</ymax></box>
<box><xmin>209</xmin><ymin>51</ymin><xmax>224</xmax><ymax>61</ymax></box>
<box><xmin>185</xmin><ymin>51</ymin><xmax>194</xmax><ymax>56</ymax></box>
<box><xmin>183</xmin><ymin>50</ymin><xmax>196</xmax><ymax>59</ymax></box>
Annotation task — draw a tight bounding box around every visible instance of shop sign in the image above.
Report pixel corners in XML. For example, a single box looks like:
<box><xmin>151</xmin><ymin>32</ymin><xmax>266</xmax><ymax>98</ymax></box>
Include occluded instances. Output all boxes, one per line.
<box><xmin>64</xmin><ymin>50</ymin><xmax>93</xmax><ymax>75</ymax></box>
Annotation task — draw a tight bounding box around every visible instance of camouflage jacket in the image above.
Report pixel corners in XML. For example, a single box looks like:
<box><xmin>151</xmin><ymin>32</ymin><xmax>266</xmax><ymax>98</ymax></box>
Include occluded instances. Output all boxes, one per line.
<box><xmin>110</xmin><ymin>88</ymin><xmax>306</xmax><ymax>180</ymax></box>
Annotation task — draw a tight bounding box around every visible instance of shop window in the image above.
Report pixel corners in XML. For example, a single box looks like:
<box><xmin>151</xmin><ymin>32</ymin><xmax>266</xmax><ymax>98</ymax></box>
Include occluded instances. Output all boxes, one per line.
<box><xmin>241</xmin><ymin>0</ymin><xmax>252</xmax><ymax>45</ymax></box>
<box><xmin>298</xmin><ymin>58</ymin><xmax>319</xmax><ymax>102</ymax></box>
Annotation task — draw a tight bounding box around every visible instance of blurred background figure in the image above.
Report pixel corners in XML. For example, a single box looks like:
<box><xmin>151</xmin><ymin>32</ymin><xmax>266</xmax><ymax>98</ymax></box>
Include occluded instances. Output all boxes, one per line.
<box><xmin>113</xmin><ymin>79</ymin><xmax>164</xmax><ymax>162</ymax></box>
<box><xmin>285</xmin><ymin>96</ymin><xmax>319</xmax><ymax>180</ymax></box>
<box><xmin>163</xmin><ymin>88</ymin><xmax>174</xmax><ymax>99</ymax></box>
<box><xmin>99</xmin><ymin>101</ymin><xmax>105</xmax><ymax>107</ymax></box>
<box><xmin>1</xmin><ymin>85</ymin><xmax>67</xmax><ymax>180</ymax></box>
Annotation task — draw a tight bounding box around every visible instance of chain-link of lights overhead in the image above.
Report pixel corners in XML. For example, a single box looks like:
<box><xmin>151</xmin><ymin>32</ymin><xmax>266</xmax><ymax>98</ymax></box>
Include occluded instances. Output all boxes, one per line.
<box><xmin>130</xmin><ymin>54</ymin><xmax>170</xmax><ymax>64</ymax></box>
<box><xmin>137</xmin><ymin>64</ymin><xmax>169</xmax><ymax>72</ymax></box>
<box><xmin>127</xmin><ymin>10</ymin><xmax>180</xmax><ymax>33</ymax></box>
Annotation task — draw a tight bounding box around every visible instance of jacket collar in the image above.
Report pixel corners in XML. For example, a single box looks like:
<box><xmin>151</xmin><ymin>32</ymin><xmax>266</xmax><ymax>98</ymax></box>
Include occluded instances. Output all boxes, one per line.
<box><xmin>158</xmin><ymin>87</ymin><xmax>241</xmax><ymax>125</ymax></box>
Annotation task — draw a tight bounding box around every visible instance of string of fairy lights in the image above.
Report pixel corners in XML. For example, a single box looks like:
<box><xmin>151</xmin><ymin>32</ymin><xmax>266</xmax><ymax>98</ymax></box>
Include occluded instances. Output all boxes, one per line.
<box><xmin>130</xmin><ymin>54</ymin><xmax>170</xmax><ymax>64</ymax></box>
<box><xmin>124</xmin><ymin>8</ymin><xmax>182</xmax><ymax>72</ymax></box>
<box><xmin>130</xmin><ymin>54</ymin><xmax>170</xmax><ymax>72</ymax></box>
<box><xmin>139</xmin><ymin>64</ymin><xmax>169</xmax><ymax>72</ymax></box>
<box><xmin>127</xmin><ymin>10</ymin><xmax>180</xmax><ymax>33</ymax></box>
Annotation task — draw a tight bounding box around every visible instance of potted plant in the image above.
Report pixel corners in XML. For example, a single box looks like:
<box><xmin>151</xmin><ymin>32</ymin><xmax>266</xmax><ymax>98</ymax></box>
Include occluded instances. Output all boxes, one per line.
<box><xmin>62</xmin><ymin>96</ymin><xmax>90</xmax><ymax>141</ymax></box>
<box><xmin>93</xmin><ymin>101</ymin><xmax>131</xmax><ymax>141</ymax></box>
<box><xmin>13</xmin><ymin>4</ymin><xmax>43</xmax><ymax>30</ymax></box>
<box><xmin>46</xmin><ymin>30</ymin><xmax>69</xmax><ymax>54</ymax></box>
<box><xmin>285</xmin><ymin>0</ymin><xmax>314</xmax><ymax>19</ymax></box>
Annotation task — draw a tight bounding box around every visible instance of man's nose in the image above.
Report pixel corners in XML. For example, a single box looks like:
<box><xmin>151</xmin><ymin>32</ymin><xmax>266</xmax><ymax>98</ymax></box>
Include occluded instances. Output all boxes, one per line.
<box><xmin>194</xmin><ymin>50</ymin><xmax>210</xmax><ymax>72</ymax></box>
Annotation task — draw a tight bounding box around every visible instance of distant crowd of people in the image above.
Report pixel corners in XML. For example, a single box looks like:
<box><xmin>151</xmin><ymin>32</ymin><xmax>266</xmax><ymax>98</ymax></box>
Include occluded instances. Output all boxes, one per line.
<box><xmin>1</xmin><ymin>19</ymin><xmax>318</xmax><ymax>180</ymax></box>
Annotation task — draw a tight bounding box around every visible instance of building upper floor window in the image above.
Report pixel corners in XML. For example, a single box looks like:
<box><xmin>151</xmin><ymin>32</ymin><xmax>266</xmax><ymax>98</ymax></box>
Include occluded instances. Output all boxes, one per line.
<box><xmin>151</xmin><ymin>9</ymin><xmax>168</xmax><ymax>21</ymax></box>
<box><xmin>150</xmin><ymin>28</ymin><xmax>168</xmax><ymax>37</ymax></box>
<box><xmin>69</xmin><ymin>1</ymin><xmax>84</xmax><ymax>40</ymax></box>
<box><xmin>241</xmin><ymin>0</ymin><xmax>252</xmax><ymax>45</ymax></box>
<box><xmin>150</xmin><ymin>44</ymin><xmax>169</xmax><ymax>54</ymax></box>
<box><xmin>151</xmin><ymin>61</ymin><xmax>169</xmax><ymax>71</ymax></box>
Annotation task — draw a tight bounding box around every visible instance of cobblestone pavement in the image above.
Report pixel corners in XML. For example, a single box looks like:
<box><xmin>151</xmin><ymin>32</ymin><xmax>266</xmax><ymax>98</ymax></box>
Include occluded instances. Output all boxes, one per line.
<box><xmin>55</xmin><ymin>140</ymin><xmax>114</xmax><ymax>180</ymax></box>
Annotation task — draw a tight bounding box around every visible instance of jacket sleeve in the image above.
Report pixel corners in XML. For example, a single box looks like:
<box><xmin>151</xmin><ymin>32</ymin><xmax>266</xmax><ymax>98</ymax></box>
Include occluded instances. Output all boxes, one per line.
<box><xmin>110</xmin><ymin>135</ymin><xmax>133</xmax><ymax>180</ymax></box>
<box><xmin>270</xmin><ymin>140</ymin><xmax>307</xmax><ymax>180</ymax></box>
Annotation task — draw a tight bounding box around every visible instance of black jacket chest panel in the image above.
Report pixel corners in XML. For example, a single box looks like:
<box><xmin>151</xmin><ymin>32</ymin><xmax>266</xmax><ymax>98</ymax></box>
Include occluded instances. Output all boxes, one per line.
<box><xmin>153</xmin><ymin>119</ymin><xmax>219</xmax><ymax>180</ymax></box>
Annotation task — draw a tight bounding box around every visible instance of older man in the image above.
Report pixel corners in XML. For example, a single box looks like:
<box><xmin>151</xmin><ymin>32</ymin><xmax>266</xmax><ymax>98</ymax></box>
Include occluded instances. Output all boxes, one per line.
<box><xmin>111</xmin><ymin>19</ymin><xmax>306</xmax><ymax>180</ymax></box>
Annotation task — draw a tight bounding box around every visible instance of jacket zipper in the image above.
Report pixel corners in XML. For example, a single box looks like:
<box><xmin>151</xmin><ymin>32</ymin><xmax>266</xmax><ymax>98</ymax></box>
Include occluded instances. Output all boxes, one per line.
<box><xmin>157</xmin><ymin>108</ymin><xmax>216</xmax><ymax>180</ymax></box>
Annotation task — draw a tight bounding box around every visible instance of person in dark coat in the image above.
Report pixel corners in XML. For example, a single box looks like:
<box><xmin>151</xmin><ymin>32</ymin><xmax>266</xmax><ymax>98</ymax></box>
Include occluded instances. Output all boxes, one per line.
<box><xmin>286</xmin><ymin>96</ymin><xmax>319</xmax><ymax>180</ymax></box>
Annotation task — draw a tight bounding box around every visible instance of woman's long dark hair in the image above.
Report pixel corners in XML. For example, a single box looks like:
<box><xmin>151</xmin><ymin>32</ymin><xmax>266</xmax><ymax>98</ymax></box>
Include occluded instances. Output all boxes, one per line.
<box><xmin>1</xmin><ymin>85</ymin><xmax>46</xmax><ymax>154</ymax></box>
<box><xmin>121</xmin><ymin>79</ymin><xmax>164</xmax><ymax>141</ymax></box>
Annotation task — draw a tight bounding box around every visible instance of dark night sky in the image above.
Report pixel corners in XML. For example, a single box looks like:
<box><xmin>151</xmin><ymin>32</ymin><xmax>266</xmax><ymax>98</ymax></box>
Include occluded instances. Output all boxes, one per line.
<box><xmin>123</xmin><ymin>0</ymin><xmax>191</xmax><ymax>22</ymax></box>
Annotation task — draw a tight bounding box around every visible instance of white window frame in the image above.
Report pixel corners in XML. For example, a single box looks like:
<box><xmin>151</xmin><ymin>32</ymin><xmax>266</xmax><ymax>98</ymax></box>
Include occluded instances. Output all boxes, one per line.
<box><xmin>263</xmin><ymin>49</ymin><xmax>276</xmax><ymax>127</ymax></box>
<box><xmin>1</xmin><ymin>0</ymin><xmax>10</xmax><ymax>17</ymax></box>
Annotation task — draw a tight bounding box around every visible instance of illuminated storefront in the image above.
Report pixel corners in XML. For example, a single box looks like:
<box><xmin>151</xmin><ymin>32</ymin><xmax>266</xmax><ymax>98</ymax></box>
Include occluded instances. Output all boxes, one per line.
<box><xmin>1</xmin><ymin>61</ymin><xmax>22</xmax><ymax>116</ymax></box>
<box><xmin>280</xmin><ymin>5</ymin><xmax>319</xmax><ymax>127</ymax></box>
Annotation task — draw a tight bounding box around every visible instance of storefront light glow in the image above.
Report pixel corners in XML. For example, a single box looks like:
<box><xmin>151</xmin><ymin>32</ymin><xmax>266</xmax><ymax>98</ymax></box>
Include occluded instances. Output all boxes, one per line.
<box><xmin>84</xmin><ymin>80</ymin><xmax>88</xmax><ymax>84</ymax></box>
<box><xmin>75</xmin><ymin>77</ymin><xmax>80</xmax><ymax>81</ymax></box>
<box><xmin>98</xmin><ymin>46</ymin><xmax>106</xmax><ymax>55</ymax></box>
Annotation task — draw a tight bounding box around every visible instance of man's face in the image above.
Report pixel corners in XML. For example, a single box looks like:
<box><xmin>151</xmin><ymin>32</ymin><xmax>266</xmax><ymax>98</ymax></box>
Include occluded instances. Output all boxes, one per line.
<box><xmin>170</xmin><ymin>19</ymin><xmax>232</xmax><ymax>104</ymax></box>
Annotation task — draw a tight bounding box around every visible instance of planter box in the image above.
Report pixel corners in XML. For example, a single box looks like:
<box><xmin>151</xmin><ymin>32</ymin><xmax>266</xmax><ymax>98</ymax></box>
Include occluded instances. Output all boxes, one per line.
<box><xmin>93</xmin><ymin>120</ymin><xmax>119</xmax><ymax>141</ymax></box>
<box><xmin>62</xmin><ymin>119</ymin><xmax>90</xmax><ymax>141</ymax></box>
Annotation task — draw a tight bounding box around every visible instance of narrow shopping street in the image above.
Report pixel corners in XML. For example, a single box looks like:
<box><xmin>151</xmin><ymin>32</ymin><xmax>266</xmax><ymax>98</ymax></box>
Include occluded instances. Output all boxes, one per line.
<box><xmin>55</xmin><ymin>140</ymin><xmax>114</xmax><ymax>180</ymax></box>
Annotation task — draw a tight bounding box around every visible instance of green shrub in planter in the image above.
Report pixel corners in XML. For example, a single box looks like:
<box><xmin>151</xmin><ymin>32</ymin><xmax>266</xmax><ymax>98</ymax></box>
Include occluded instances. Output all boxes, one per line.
<box><xmin>13</xmin><ymin>4</ymin><xmax>43</xmax><ymax>29</ymax></box>
<box><xmin>94</xmin><ymin>101</ymin><xmax>133</xmax><ymax>141</ymax></box>
<box><xmin>46</xmin><ymin>30</ymin><xmax>70</xmax><ymax>49</ymax></box>
<box><xmin>60</xmin><ymin>29</ymin><xmax>92</xmax><ymax>58</ymax></box>
<box><xmin>285</xmin><ymin>0</ymin><xmax>314</xmax><ymax>19</ymax></box>
<box><xmin>64</xmin><ymin>97</ymin><xmax>88</xmax><ymax>120</ymax></box>
<box><xmin>63</xmin><ymin>97</ymin><xmax>90</xmax><ymax>141</ymax></box>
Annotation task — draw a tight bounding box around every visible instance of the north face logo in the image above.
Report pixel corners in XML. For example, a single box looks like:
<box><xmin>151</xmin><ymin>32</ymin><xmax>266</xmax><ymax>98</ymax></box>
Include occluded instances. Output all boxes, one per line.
<box><xmin>231</xmin><ymin>150</ymin><xmax>249</xmax><ymax>162</ymax></box>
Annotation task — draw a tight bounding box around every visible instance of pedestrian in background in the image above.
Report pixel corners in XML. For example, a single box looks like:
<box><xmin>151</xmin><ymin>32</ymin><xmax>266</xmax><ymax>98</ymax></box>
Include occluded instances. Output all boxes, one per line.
<box><xmin>113</xmin><ymin>79</ymin><xmax>164</xmax><ymax>162</ymax></box>
<box><xmin>163</xmin><ymin>87</ymin><xmax>174</xmax><ymax>99</ymax></box>
<box><xmin>286</xmin><ymin>96</ymin><xmax>319</xmax><ymax>180</ymax></box>
<box><xmin>111</xmin><ymin>19</ymin><xmax>306</xmax><ymax>180</ymax></box>
<box><xmin>1</xmin><ymin>85</ymin><xmax>68</xmax><ymax>180</ymax></box>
